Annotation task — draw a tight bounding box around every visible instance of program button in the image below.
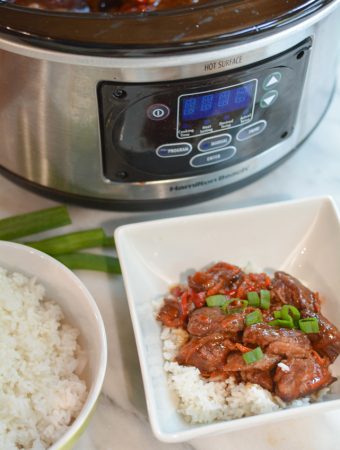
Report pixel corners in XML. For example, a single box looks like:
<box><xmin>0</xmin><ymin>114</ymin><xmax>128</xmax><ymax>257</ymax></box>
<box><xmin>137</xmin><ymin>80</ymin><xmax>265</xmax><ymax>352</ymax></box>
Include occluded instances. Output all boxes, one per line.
<box><xmin>156</xmin><ymin>143</ymin><xmax>192</xmax><ymax>158</ymax></box>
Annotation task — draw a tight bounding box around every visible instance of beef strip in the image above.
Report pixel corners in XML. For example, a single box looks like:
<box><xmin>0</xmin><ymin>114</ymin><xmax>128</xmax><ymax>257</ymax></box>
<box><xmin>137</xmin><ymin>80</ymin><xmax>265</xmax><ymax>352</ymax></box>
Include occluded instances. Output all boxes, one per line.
<box><xmin>187</xmin><ymin>307</ymin><xmax>245</xmax><ymax>337</ymax></box>
<box><xmin>188</xmin><ymin>262</ymin><xmax>243</xmax><ymax>294</ymax></box>
<box><xmin>270</xmin><ymin>272</ymin><xmax>340</xmax><ymax>362</ymax></box>
<box><xmin>266</xmin><ymin>340</ymin><xmax>311</xmax><ymax>358</ymax></box>
<box><xmin>176</xmin><ymin>333</ymin><xmax>235</xmax><ymax>374</ymax></box>
<box><xmin>274</xmin><ymin>356</ymin><xmax>335</xmax><ymax>401</ymax></box>
<box><xmin>240</xmin><ymin>370</ymin><xmax>274</xmax><ymax>392</ymax></box>
<box><xmin>224</xmin><ymin>351</ymin><xmax>281</xmax><ymax>372</ymax></box>
<box><xmin>243</xmin><ymin>323</ymin><xmax>312</xmax><ymax>358</ymax></box>
<box><xmin>271</xmin><ymin>271</ymin><xmax>319</xmax><ymax>312</ymax></box>
<box><xmin>157</xmin><ymin>298</ymin><xmax>185</xmax><ymax>328</ymax></box>
<box><xmin>303</xmin><ymin>312</ymin><xmax>340</xmax><ymax>362</ymax></box>
<box><xmin>225</xmin><ymin>351</ymin><xmax>281</xmax><ymax>392</ymax></box>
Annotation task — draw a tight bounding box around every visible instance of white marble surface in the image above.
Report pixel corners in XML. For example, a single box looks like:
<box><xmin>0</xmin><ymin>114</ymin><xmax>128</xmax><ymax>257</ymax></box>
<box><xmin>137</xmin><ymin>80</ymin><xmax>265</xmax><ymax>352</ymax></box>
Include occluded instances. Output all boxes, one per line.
<box><xmin>0</xmin><ymin>62</ymin><xmax>339</xmax><ymax>450</ymax></box>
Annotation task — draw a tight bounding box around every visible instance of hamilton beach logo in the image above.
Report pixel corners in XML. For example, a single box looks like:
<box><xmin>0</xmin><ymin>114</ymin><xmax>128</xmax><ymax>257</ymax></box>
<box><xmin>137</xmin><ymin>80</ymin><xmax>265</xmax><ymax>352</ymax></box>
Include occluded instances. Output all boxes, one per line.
<box><xmin>169</xmin><ymin>167</ymin><xmax>248</xmax><ymax>192</ymax></box>
<box><xmin>204</xmin><ymin>56</ymin><xmax>243</xmax><ymax>72</ymax></box>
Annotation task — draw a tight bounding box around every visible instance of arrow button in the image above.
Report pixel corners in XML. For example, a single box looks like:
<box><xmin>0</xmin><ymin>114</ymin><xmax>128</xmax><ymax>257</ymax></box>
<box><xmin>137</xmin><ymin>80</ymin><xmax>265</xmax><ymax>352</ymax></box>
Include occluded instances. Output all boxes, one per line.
<box><xmin>263</xmin><ymin>94</ymin><xmax>276</xmax><ymax>105</ymax></box>
<box><xmin>263</xmin><ymin>72</ymin><xmax>282</xmax><ymax>90</ymax></box>
<box><xmin>260</xmin><ymin>90</ymin><xmax>278</xmax><ymax>108</ymax></box>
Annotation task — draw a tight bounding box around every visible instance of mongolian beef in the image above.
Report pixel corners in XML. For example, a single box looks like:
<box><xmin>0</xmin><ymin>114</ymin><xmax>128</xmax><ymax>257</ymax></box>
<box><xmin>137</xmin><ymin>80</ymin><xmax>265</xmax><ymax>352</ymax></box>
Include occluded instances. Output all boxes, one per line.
<box><xmin>157</xmin><ymin>262</ymin><xmax>340</xmax><ymax>403</ymax></box>
<box><xmin>8</xmin><ymin>0</ymin><xmax>206</xmax><ymax>13</ymax></box>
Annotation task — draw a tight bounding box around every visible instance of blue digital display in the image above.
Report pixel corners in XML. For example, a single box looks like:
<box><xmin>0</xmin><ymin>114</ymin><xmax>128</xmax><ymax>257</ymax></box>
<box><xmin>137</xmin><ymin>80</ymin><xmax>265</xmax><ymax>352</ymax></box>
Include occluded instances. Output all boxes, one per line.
<box><xmin>180</xmin><ymin>81</ymin><xmax>256</xmax><ymax>122</ymax></box>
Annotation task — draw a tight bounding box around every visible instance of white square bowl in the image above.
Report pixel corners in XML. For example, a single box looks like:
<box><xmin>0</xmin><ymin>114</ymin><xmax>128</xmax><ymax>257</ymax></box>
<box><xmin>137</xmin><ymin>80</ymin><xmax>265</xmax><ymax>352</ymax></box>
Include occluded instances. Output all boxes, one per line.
<box><xmin>114</xmin><ymin>196</ymin><xmax>340</xmax><ymax>442</ymax></box>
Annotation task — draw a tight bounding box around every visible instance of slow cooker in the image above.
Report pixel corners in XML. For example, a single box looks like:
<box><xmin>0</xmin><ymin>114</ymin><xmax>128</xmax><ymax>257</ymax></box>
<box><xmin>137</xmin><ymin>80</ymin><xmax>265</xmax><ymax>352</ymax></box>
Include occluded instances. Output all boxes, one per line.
<box><xmin>0</xmin><ymin>0</ymin><xmax>339</xmax><ymax>210</ymax></box>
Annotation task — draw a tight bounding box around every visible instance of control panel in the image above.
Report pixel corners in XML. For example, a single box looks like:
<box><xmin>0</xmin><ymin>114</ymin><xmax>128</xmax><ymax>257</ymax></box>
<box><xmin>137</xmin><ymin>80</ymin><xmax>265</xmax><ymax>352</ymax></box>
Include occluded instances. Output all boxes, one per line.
<box><xmin>97</xmin><ymin>38</ymin><xmax>311</xmax><ymax>183</ymax></box>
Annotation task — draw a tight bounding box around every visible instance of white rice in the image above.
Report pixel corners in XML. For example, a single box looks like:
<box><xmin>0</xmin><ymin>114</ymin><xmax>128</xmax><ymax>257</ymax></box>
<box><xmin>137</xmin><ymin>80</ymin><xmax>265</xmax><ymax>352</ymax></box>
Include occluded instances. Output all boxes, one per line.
<box><xmin>0</xmin><ymin>267</ymin><xmax>87</xmax><ymax>450</ymax></box>
<box><xmin>160</xmin><ymin>326</ymin><xmax>322</xmax><ymax>424</ymax></box>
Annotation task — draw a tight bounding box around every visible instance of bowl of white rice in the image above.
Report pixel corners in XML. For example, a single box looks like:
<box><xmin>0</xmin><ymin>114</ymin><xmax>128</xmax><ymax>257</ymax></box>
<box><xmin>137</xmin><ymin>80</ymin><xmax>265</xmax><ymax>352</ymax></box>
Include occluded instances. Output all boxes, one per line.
<box><xmin>0</xmin><ymin>240</ymin><xmax>107</xmax><ymax>450</ymax></box>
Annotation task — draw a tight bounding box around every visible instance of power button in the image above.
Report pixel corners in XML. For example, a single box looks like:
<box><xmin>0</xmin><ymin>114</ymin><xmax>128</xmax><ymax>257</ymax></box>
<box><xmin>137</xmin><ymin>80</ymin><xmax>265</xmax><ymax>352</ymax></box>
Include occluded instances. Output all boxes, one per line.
<box><xmin>147</xmin><ymin>104</ymin><xmax>170</xmax><ymax>121</ymax></box>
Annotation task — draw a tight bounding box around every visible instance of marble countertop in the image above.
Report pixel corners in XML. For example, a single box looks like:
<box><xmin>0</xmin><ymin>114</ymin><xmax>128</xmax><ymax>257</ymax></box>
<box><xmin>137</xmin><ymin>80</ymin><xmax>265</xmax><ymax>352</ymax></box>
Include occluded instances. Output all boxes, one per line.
<box><xmin>0</xmin><ymin>62</ymin><xmax>340</xmax><ymax>450</ymax></box>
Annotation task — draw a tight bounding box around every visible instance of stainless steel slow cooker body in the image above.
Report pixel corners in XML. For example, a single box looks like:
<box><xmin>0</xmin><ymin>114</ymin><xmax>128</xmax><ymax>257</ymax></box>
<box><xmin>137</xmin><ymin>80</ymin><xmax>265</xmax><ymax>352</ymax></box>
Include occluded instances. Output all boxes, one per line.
<box><xmin>0</xmin><ymin>0</ymin><xmax>339</xmax><ymax>210</ymax></box>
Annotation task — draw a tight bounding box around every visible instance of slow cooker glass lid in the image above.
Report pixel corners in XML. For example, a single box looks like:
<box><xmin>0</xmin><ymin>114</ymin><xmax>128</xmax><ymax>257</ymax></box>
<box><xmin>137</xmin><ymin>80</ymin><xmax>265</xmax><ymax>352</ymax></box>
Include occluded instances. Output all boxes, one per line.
<box><xmin>2</xmin><ymin>0</ymin><xmax>230</xmax><ymax>13</ymax></box>
<box><xmin>0</xmin><ymin>0</ymin><xmax>335</xmax><ymax>54</ymax></box>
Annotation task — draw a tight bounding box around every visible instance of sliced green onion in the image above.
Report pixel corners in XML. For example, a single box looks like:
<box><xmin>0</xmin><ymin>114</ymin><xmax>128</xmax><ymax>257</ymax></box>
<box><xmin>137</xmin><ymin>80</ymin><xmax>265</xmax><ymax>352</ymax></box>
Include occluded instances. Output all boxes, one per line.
<box><xmin>0</xmin><ymin>206</ymin><xmax>71</xmax><ymax>240</ymax></box>
<box><xmin>55</xmin><ymin>253</ymin><xmax>121</xmax><ymax>274</ymax></box>
<box><xmin>228</xmin><ymin>308</ymin><xmax>244</xmax><ymax>314</ymax></box>
<box><xmin>236</xmin><ymin>299</ymin><xmax>249</xmax><ymax>308</ymax></box>
<box><xmin>299</xmin><ymin>317</ymin><xmax>320</xmax><ymax>333</ymax></box>
<box><xmin>281</xmin><ymin>305</ymin><xmax>301</xmax><ymax>321</ymax></box>
<box><xmin>242</xmin><ymin>346</ymin><xmax>264</xmax><ymax>364</ymax></box>
<box><xmin>268</xmin><ymin>316</ymin><xmax>294</xmax><ymax>328</ymax></box>
<box><xmin>273</xmin><ymin>310</ymin><xmax>282</xmax><ymax>319</ymax></box>
<box><xmin>25</xmin><ymin>228</ymin><xmax>108</xmax><ymax>256</ymax></box>
<box><xmin>221</xmin><ymin>299</ymin><xmax>235</xmax><ymax>312</ymax></box>
<box><xmin>223</xmin><ymin>299</ymin><xmax>248</xmax><ymax>314</ymax></box>
<box><xmin>260</xmin><ymin>290</ymin><xmax>271</xmax><ymax>310</ymax></box>
<box><xmin>245</xmin><ymin>310</ymin><xmax>263</xmax><ymax>326</ymax></box>
<box><xmin>206</xmin><ymin>295</ymin><xmax>228</xmax><ymax>307</ymax></box>
<box><xmin>247</xmin><ymin>291</ymin><xmax>260</xmax><ymax>307</ymax></box>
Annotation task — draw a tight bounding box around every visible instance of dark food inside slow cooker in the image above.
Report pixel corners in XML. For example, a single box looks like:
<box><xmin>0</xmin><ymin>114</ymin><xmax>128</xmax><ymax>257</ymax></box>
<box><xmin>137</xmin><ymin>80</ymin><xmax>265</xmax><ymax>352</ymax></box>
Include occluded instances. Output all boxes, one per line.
<box><xmin>7</xmin><ymin>0</ymin><xmax>204</xmax><ymax>12</ymax></box>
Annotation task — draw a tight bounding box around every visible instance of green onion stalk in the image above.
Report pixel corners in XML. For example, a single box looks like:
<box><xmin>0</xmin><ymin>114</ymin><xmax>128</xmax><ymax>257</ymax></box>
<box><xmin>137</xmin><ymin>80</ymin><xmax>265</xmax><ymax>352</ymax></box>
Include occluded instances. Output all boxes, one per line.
<box><xmin>0</xmin><ymin>206</ymin><xmax>71</xmax><ymax>240</ymax></box>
